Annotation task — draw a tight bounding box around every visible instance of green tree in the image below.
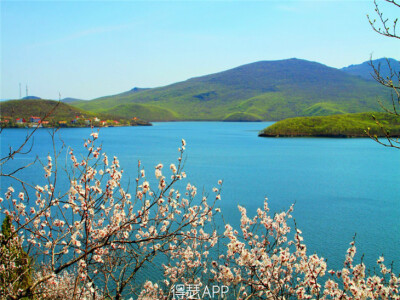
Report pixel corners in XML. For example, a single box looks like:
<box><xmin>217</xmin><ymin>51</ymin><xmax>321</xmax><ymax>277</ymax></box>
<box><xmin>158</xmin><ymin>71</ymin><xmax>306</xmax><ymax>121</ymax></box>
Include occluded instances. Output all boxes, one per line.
<box><xmin>0</xmin><ymin>215</ymin><xmax>32</xmax><ymax>299</ymax></box>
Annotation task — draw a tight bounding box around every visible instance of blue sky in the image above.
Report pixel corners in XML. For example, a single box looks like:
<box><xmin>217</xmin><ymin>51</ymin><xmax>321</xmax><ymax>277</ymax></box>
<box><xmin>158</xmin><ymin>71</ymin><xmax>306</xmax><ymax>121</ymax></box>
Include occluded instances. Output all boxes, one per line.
<box><xmin>1</xmin><ymin>0</ymin><xmax>399</xmax><ymax>100</ymax></box>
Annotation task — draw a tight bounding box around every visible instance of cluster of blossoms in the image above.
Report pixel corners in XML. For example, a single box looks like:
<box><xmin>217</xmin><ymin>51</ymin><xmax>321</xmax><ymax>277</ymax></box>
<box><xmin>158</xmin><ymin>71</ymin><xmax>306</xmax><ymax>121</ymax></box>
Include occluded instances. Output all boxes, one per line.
<box><xmin>33</xmin><ymin>266</ymin><xmax>102</xmax><ymax>300</ymax></box>
<box><xmin>0</xmin><ymin>135</ymin><xmax>222</xmax><ymax>299</ymax></box>
<box><xmin>44</xmin><ymin>155</ymin><xmax>52</xmax><ymax>178</ymax></box>
<box><xmin>1</xmin><ymin>132</ymin><xmax>399</xmax><ymax>299</ymax></box>
<box><xmin>140</xmin><ymin>199</ymin><xmax>400</xmax><ymax>300</ymax></box>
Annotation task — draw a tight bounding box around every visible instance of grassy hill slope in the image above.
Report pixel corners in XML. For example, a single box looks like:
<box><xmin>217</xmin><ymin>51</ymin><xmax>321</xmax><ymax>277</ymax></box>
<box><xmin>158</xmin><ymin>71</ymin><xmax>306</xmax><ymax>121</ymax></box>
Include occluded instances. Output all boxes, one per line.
<box><xmin>94</xmin><ymin>103</ymin><xmax>179</xmax><ymax>121</ymax></box>
<box><xmin>0</xmin><ymin>99</ymin><xmax>151</xmax><ymax>126</ymax></box>
<box><xmin>72</xmin><ymin>58</ymin><xmax>391</xmax><ymax>121</ymax></box>
<box><xmin>0</xmin><ymin>99</ymin><xmax>93</xmax><ymax>120</ymax></box>
<box><xmin>259</xmin><ymin>112</ymin><xmax>400</xmax><ymax>137</ymax></box>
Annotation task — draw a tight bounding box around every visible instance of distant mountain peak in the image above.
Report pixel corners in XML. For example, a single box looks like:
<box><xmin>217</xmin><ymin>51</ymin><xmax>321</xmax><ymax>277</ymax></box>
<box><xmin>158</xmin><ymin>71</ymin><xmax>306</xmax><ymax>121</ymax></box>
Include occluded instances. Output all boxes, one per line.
<box><xmin>61</xmin><ymin>97</ymin><xmax>84</xmax><ymax>104</ymax></box>
<box><xmin>129</xmin><ymin>87</ymin><xmax>149</xmax><ymax>93</ymax></box>
<box><xmin>341</xmin><ymin>58</ymin><xmax>399</xmax><ymax>81</ymax></box>
<box><xmin>22</xmin><ymin>96</ymin><xmax>41</xmax><ymax>100</ymax></box>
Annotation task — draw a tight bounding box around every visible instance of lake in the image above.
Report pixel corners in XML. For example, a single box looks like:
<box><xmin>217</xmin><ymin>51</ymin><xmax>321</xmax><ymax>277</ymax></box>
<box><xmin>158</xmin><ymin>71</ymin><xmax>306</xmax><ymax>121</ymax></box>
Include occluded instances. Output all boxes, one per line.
<box><xmin>1</xmin><ymin>122</ymin><xmax>400</xmax><ymax>273</ymax></box>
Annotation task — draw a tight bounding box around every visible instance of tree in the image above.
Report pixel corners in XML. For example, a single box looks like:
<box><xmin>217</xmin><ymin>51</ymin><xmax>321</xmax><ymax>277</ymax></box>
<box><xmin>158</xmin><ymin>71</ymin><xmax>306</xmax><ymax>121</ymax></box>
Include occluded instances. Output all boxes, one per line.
<box><xmin>1</xmin><ymin>130</ymin><xmax>399</xmax><ymax>299</ymax></box>
<box><xmin>367</xmin><ymin>0</ymin><xmax>400</xmax><ymax>148</ymax></box>
<box><xmin>0</xmin><ymin>132</ymin><xmax>224</xmax><ymax>299</ymax></box>
<box><xmin>0</xmin><ymin>215</ymin><xmax>32</xmax><ymax>297</ymax></box>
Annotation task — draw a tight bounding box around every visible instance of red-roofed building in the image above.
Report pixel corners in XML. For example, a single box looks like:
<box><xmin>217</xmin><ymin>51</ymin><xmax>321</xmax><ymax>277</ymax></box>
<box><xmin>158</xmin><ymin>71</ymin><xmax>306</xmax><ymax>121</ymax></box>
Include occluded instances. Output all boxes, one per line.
<box><xmin>30</xmin><ymin>116</ymin><xmax>41</xmax><ymax>123</ymax></box>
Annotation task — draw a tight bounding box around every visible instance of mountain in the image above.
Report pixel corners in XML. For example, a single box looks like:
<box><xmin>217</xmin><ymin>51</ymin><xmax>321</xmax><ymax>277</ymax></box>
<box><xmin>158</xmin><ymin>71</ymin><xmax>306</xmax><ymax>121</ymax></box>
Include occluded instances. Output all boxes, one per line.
<box><xmin>22</xmin><ymin>96</ymin><xmax>41</xmax><ymax>100</ymax></box>
<box><xmin>90</xmin><ymin>87</ymin><xmax>151</xmax><ymax>103</ymax></box>
<box><xmin>71</xmin><ymin>58</ymin><xmax>391</xmax><ymax>121</ymax></box>
<box><xmin>341</xmin><ymin>58</ymin><xmax>399</xmax><ymax>81</ymax></box>
<box><xmin>124</xmin><ymin>87</ymin><xmax>150</xmax><ymax>94</ymax></box>
<box><xmin>61</xmin><ymin>97</ymin><xmax>85</xmax><ymax>104</ymax></box>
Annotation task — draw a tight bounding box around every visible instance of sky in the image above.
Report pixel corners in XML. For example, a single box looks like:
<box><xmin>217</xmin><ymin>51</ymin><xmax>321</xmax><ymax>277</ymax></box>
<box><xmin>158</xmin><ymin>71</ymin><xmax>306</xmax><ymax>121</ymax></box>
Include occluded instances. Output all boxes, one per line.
<box><xmin>1</xmin><ymin>0</ymin><xmax>399</xmax><ymax>100</ymax></box>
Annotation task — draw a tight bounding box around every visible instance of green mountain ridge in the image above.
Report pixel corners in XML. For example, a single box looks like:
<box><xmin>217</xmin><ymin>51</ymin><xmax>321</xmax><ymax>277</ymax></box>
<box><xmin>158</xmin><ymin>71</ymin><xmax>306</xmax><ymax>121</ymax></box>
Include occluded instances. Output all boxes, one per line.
<box><xmin>70</xmin><ymin>58</ymin><xmax>392</xmax><ymax>121</ymax></box>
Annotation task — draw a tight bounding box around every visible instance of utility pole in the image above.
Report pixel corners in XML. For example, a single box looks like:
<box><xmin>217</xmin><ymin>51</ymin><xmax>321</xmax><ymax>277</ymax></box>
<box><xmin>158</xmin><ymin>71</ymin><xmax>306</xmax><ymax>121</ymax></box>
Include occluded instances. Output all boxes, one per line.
<box><xmin>26</xmin><ymin>85</ymin><xmax>28</xmax><ymax>97</ymax></box>
<box><xmin>19</xmin><ymin>83</ymin><xmax>21</xmax><ymax>99</ymax></box>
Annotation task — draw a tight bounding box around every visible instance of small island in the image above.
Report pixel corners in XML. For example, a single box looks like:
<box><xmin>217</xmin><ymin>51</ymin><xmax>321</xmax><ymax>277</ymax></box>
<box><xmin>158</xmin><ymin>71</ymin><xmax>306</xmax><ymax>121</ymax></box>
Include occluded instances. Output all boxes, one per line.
<box><xmin>259</xmin><ymin>112</ymin><xmax>400</xmax><ymax>137</ymax></box>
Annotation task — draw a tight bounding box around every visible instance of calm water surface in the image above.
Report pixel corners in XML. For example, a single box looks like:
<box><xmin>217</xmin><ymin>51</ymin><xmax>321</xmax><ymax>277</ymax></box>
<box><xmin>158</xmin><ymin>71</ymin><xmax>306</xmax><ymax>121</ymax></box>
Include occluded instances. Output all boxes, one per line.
<box><xmin>1</xmin><ymin>122</ymin><xmax>399</xmax><ymax>272</ymax></box>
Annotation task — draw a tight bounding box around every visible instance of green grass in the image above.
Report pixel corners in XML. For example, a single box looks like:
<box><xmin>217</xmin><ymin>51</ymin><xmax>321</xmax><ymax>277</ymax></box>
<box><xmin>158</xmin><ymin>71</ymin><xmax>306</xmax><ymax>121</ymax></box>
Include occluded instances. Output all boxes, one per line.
<box><xmin>301</xmin><ymin>102</ymin><xmax>346</xmax><ymax>116</ymax></box>
<box><xmin>70</xmin><ymin>59</ymin><xmax>391</xmax><ymax>121</ymax></box>
<box><xmin>259</xmin><ymin>112</ymin><xmax>400</xmax><ymax>137</ymax></box>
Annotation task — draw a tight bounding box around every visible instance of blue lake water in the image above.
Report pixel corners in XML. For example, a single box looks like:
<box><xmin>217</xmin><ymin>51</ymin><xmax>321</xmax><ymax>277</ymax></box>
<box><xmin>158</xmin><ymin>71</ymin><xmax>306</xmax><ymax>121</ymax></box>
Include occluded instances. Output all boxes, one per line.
<box><xmin>1</xmin><ymin>122</ymin><xmax>400</xmax><ymax>273</ymax></box>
